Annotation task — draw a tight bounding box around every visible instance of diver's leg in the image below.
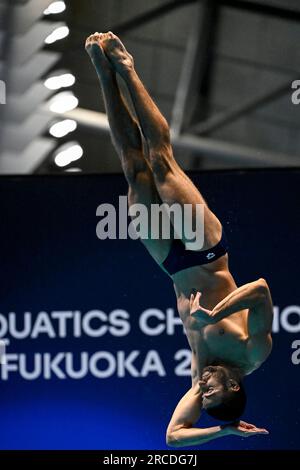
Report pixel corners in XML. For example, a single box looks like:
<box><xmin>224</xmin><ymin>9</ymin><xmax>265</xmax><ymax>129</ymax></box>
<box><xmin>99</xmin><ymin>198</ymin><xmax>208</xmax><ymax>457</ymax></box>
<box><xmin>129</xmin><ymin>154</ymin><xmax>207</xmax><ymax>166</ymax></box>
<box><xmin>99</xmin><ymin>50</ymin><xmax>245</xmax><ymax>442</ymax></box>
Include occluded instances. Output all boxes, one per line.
<box><xmin>102</xmin><ymin>32</ymin><xmax>222</xmax><ymax>249</ymax></box>
<box><xmin>85</xmin><ymin>32</ymin><xmax>171</xmax><ymax>264</ymax></box>
<box><xmin>85</xmin><ymin>32</ymin><xmax>142</xmax><ymax>154</ymax></box>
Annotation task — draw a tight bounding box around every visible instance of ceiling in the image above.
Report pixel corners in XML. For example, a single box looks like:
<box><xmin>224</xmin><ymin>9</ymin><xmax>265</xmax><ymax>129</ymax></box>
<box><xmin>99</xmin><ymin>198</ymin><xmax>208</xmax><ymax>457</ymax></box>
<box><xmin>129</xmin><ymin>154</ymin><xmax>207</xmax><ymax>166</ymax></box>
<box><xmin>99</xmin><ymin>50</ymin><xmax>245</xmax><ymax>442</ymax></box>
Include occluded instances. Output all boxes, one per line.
<box><xmin>1</xmin><ymin>0</ymin><xmax>300</xmax><ymax>174</ymax></box>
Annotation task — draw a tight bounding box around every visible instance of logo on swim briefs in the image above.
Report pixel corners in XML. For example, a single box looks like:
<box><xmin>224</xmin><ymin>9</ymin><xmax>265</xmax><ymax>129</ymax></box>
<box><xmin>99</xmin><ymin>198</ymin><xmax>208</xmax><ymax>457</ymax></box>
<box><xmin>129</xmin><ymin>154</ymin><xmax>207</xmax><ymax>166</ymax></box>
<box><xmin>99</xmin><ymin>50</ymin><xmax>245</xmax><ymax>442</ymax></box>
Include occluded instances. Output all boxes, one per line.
<box><xmin>206</xmin><ymin>252</ymin><xmax>215</xmax><ymax>260</ymax></box>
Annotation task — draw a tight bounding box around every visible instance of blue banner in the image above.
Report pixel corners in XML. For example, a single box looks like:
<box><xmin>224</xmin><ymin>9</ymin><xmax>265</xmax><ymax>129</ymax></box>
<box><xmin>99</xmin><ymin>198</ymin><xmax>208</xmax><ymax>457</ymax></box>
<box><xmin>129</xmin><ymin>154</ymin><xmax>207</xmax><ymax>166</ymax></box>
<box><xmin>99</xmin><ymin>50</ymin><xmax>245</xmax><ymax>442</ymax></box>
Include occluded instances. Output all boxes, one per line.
<box><xmin>0</xmin><ymin>170</ymin><xmax>299</xmax><ymax>450</ymax></box>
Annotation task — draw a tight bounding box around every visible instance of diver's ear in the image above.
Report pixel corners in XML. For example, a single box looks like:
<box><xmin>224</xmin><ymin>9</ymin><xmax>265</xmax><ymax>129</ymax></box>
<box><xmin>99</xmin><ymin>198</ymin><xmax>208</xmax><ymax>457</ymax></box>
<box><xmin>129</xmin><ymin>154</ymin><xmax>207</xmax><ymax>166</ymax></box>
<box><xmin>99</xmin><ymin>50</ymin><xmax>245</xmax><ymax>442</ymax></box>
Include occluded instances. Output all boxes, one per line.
<box><xmin>228</xmin><ymin>379</ymin><xmax>240</xmax><ymax>392</ymax></box>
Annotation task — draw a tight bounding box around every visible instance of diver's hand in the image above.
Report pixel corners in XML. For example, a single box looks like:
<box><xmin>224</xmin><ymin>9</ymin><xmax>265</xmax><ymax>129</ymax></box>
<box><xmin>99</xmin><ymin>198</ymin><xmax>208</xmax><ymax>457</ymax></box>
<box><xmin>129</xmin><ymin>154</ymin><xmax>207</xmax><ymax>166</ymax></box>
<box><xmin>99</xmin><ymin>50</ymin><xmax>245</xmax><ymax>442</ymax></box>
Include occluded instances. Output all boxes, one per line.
<box><xmin>190</xmin><ymin>292</ymin><xmax>215</xmax><ymax>324</ymax></box>
<box><xmin>225</xmin><ymin>420</ymin><xmax>269</xmax><ymax>437</ymax></box>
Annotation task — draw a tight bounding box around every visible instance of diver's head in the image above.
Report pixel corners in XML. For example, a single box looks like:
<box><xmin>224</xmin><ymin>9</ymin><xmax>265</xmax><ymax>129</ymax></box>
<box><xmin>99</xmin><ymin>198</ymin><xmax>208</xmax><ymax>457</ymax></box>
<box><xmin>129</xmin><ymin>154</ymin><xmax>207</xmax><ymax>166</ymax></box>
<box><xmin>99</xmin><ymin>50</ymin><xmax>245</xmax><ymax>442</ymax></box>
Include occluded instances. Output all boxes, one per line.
<box><xmin>200</xmin><ymin>365</ymin><xmax>246</xmax><ymax>421</ymax></box>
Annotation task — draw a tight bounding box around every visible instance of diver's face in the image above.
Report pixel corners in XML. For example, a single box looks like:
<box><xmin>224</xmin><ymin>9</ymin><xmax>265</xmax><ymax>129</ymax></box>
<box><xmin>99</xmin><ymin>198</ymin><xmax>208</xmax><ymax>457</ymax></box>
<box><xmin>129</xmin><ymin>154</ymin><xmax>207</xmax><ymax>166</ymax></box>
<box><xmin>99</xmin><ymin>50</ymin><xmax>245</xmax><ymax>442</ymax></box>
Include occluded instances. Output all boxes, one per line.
<box><xmin>200</xmin><ymin>366</ymin><xmax>227</xmax><ymax>409</ymax></box>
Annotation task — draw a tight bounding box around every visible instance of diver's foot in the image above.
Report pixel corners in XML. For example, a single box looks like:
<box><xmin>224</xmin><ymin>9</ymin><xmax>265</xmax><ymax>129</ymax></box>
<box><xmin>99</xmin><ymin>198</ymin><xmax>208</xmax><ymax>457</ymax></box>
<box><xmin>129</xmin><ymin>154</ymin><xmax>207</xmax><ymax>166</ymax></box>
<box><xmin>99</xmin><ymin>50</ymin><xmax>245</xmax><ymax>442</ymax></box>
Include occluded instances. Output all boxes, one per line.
<box><xmin>85</xmin><ymin>32</ymin><xmax>113</xmax><ymax>76</ymax></box>
<box><xmin>101</xmin><ymin>31</ymin><xmax>134</xmax><ymax>77</ymax></box>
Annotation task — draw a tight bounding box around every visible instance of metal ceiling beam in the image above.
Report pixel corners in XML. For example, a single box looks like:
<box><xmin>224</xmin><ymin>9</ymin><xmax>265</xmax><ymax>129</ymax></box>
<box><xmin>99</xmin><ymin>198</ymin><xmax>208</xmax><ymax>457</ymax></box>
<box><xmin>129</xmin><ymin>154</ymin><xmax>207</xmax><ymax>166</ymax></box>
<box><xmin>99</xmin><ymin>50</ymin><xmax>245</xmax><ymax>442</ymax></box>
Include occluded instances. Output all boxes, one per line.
<box><xmin>112</xmin><ymin>0</ymin><xmax>195</xmax><ymax>34</ymax></box>
<box><xmin>70</xmin><ymin>0</ymin><xmax>300</xmax><ymax>59</ymax></box>
<box><xmin>65</xmin><ymin>0</ymin><xmax>197</xmax><ymax>62</ymax></box>
<box><xmin>14</xmin><ymin>0</ymin><xmax>54</xmax><ymax>35</ymax></box>
<box><xmin>221</xmin><ymin>0</ymin><xmax>300</xmax><ymax>21</ymax></box>
<box><xmin>171</xmin><ymin>0</ymin><xmax>219</xmax><ymax>136</ymax></box>
<box><xmin>80</xmin><ymin>0</ymin><xmax>300</xmax><ymax>39</ymax></box>
<box><xmin>62</xmin><ymin>107</ymin><xmax>298</xmax><ymax>167</ymax></box>
<box><xmin>190</xmin><ymin>79</ymin><xmax>293</xmax><ymax>135</ymax></box>
<box><xmin>174</xmin><ymin>133</ymin><xmax>297</xmax><ymax>166</ymax></box>
<box><xmin>1</xmin><ymin>111</ymin><xmax>55</xmax><ymax>152</ymax></box>
<box><xmin>2</xmin><ymin>82</ymin><xmax>53</xmax><ymax>123</ymax></box>
<box><xmin>9</xmin><ymin>21</ymin><xmax>65</xmax><ymax>66</ymax></box>
<box><xmin>170</xmin><ymin>3</ymin><xmax>202</xmax><ymax>137</ymax></box>
<box><xmin>70</xmin><ymin>0</ymin><xmax>300</xmax><ymax>52</ymax></box>
<box><xmin>1</xmin><ymin>0</ymin><xmax>52</xmax><ymax>34</ymax></box>
<box><xmin>3</xmin><ymin>51</ymin><xmax>60</xmax><ymax>94</ymax></box>
<box><xmin>0</xmin><ymin>137</ymin><xmax>56</xmax><ymax>174</ymax></box>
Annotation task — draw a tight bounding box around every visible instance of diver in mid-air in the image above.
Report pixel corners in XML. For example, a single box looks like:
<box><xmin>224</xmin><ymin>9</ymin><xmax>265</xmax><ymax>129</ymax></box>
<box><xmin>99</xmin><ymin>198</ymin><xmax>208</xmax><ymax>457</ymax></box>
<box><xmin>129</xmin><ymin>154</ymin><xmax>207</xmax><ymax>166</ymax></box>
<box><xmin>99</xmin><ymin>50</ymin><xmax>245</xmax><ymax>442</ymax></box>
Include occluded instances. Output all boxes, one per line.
<box><xmin>85</xmin><ymin>31</ymin><xmax>273</xmax><ymax>447</ymax></box>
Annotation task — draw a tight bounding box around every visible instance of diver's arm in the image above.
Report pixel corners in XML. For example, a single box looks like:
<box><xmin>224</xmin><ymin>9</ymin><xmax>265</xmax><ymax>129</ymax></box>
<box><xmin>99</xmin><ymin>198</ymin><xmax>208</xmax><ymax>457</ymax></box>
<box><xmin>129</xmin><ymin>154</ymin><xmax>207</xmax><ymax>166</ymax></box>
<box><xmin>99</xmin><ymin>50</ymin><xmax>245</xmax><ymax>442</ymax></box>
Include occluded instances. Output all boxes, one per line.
<box><xmin>245</xmin><ymin>279</ymin><xmax>273</xmax><ymax>366</ymax></box>
<box><xmin>190</xmin><ymin>279</ymin><xmax>272</xmax><ymax>325</ymax></box>
<box><xmin>166</xmin><ymin>386</ymin><xmax>228</xmax><ymax>447</ymax></box>
<box><xmin>190</xmin><ymin>279</ymin><xmax>273</xmax><ymax>366</ymax></box>
<box><xmin>212</xmin><ymin>278</ymin><xmax>273</xmax><ymax>323</ymax></box>
<box><xmin>212</xmin><ymin>278</ymin><xmax>273</xmax><ymax>364</ymax></box>
<box><xmin>166</xmin><ymin>386</ymin><xmax>269</xmax><ymax>447</ymax></box>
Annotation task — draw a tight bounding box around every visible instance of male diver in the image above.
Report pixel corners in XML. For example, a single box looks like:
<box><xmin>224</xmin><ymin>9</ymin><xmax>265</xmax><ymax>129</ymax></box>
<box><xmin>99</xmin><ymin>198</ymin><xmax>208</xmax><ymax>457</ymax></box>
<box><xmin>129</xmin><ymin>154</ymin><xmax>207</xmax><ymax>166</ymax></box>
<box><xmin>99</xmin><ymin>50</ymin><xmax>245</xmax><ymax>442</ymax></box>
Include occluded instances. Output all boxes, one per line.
<box><xmin>85</xmin><ymin>32</ymin><xmax>273</xmax><ymax>447</ymax></box>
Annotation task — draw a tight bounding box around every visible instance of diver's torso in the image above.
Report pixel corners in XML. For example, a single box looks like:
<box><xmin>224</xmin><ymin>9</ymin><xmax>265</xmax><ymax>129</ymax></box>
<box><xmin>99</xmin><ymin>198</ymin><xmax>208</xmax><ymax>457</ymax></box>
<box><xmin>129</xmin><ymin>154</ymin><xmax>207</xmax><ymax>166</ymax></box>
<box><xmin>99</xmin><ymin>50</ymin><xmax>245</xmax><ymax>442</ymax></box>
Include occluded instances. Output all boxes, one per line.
<box><xmin>173</xmin><ymin>256</ymin><xmax>259</xmax><ymax>383</ymax></box>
